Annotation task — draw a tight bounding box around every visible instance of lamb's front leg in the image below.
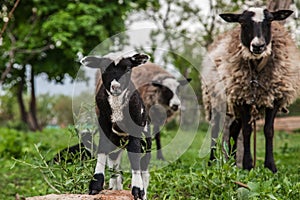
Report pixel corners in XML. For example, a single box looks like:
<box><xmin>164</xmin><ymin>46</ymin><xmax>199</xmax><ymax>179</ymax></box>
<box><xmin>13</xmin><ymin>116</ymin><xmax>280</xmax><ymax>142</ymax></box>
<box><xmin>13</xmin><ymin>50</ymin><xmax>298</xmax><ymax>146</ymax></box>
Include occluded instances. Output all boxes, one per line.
<box><xmin>127</xmin><ymin>135</ymin><xmax>144</xmax><ymax>200</ymax></box>
<box><xmin>89</xmin><ymin>130</ymin><xmax>111</xmax><ymax>195</ymax></box>
<box><xmin>89</xmin><ymin>153</ymin><xmax>106</xmax><ymax>194</ymax></box>
<box><xmin>107</xmin><ymin>149</ymin><xmax>124</xmax><ymax>190</ymax></box>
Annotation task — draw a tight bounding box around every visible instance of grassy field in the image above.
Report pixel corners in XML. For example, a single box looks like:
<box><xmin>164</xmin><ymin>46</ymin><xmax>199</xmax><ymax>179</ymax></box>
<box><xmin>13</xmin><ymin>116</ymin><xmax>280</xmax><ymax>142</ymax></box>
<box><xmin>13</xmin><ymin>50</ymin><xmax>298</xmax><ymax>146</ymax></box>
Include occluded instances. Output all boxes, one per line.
<box><xmin>0</xmin><ymin>125</ymin><xmax>299</xmax><ymax>199</ymax></box>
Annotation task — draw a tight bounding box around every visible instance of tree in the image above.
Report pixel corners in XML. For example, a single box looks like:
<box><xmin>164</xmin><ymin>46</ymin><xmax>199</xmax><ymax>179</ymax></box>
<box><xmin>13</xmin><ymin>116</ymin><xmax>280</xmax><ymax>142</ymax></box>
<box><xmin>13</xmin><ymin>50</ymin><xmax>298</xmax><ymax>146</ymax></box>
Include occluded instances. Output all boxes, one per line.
<box><xmin>132</xmin><ymin>0</ymin><xmax>251</xmax><ymax>104</ymax></box>
<box><xmin>0</xmin><ymin>0</ymin><xmax>158</xmax><ymax>130</ymax></box>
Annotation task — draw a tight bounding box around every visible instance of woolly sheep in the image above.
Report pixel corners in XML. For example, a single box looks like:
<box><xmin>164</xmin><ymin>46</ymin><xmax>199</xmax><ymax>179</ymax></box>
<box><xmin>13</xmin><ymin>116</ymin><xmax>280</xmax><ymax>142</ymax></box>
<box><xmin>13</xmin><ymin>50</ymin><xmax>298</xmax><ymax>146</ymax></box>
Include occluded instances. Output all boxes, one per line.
<box><xmin>131</xmin><ymin>62</ymin><xmax>191</xmax><ymax>160</ymax></box>
<box><xmin>201</xmin><ymin>7</ymin><xmax>300</xmax><ymax>173</ymax></box>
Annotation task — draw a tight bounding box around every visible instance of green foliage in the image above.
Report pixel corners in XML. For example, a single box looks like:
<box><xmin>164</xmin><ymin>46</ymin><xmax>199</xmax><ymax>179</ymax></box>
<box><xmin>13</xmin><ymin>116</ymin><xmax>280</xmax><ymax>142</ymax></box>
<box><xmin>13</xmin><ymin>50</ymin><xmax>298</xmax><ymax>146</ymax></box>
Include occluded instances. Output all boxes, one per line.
<box><xmin>0</xmin><ymin>91</ymin><xmax>19</xmax><ymax>125</ymax></box>
<box><xmin>0</xmin><ymin>0</ymin><xmax>158</xmax><ymax>130</ymax></box>
<box><xmin>0</xmin><ymin>92</ymin><xmax>74</xmax><ymax>128</ymax></box>
<box><xmin>1</xmin><ymin>0</ymin><xmax>159</xmax><ymax>85</ymax></box>
<box><xmin>1</xmin><ymin>126</ymin><xmax>299</xmax><ymax>199</ymax></box>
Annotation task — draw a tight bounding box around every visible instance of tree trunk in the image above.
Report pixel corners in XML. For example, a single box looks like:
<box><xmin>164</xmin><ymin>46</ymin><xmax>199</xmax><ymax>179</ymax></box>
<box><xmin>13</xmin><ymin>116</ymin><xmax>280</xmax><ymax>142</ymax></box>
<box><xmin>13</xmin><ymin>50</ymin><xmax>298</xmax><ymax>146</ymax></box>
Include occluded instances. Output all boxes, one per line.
<box><xmin>16</xmin><ymin>67</ymin><xmax>40</xmax><ymax>131</ymax></box>
<box><xmin>28</xmin><ymin>66</ymin><xmax>41</xmax><ymax>131</ymax></box>
<box><xmin>17</xmin><ymin>74</ymin><xmax>28</xmax><ymax>125</ymax></box>
<box><xmin>267</xmin><ymin>0</ymin><xmax>293</xmax><ymax>10</ymax></box>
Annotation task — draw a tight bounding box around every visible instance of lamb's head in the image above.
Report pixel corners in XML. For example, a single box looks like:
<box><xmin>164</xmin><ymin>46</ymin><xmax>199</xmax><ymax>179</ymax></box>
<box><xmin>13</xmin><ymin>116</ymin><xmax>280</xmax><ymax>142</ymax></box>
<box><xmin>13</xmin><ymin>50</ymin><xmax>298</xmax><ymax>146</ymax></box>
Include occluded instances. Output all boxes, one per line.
<box><xmin>152</xmin><ymin>78</ymin><xmax>191</xmax><ymax>112</ymax></box>
<box><xmin>81</xmin><ymin>53</ymin><xmax>149</xmax><ymax>96</ymax></box>
<box><xmin>220</xmin><ymin>7</ymin><xmax>293</xmax><ymax>57</ymax></box>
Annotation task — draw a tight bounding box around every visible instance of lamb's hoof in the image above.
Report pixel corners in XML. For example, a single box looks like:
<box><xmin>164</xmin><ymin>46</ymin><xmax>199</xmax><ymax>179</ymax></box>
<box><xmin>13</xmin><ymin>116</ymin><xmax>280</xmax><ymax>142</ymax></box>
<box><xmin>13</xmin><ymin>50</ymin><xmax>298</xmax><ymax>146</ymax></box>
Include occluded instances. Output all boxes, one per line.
<box><xmin>156</xmin><ymin>151</ymin><xmax>165</xmax><ymax>161</ymax></box>
<box><xmin>89</xmin><ymin>173</ymin><xmax>104</xmax><ymax>195</ymax></box>
<box><xmin>157</xmin><ymin>155</ymin><xmax>165</xmax><ymax>161</ymax></box>
<box><xmin>265</xmin><ymin>162</ymin><xmax>277</xmax><ymax>173</ymax></box>
<box><xmin>132</xmin><ymin>186</ymin><xmax>144</xmax><ymax>200</ymax></box>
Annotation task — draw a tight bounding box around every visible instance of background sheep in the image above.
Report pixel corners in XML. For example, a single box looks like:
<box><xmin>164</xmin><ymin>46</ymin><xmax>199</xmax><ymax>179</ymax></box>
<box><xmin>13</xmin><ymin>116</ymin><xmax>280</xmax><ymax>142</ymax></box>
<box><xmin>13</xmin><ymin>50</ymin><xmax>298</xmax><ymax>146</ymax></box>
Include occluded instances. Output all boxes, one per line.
<box><xmin>131</xmin><ymin>62</ymin><xmax>191</xmax><ymax>160</ymax></box>
<box><xmin>80</xmin><ymin>53</ymin><xmax>151</xmax><ymax>200</ymax></box>
<box><xmin>201</xmin><ymin>7</ymin><xmax>300</xmax><ymax>173</ymax></box>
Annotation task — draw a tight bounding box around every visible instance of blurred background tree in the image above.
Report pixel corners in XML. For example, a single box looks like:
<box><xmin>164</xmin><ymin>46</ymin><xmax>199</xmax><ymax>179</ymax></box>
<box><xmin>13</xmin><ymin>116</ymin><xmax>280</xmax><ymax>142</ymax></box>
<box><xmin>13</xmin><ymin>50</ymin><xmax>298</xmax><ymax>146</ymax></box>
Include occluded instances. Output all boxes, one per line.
<box><xmin>0</xmin><ymin>0</ymin><xmax>159</xmax><ymax>131</ymax></box>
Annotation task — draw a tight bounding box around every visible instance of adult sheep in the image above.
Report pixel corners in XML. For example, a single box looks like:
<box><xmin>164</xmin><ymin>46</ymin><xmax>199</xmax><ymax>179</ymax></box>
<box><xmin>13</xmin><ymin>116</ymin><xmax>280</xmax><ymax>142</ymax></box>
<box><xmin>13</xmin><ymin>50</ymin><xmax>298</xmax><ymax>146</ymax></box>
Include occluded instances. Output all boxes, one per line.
<box><xmin>80</xmin><ymin>53</ymin><xmax>151</xmax><ymax>200</ymax></box>
<box><xmin>131</xmin><ymin>62</ymin><xmax>191</xmax><ymax>160</ymax></box>
<box><xmin>201</xmin><ymin>7</ymin><xmax>300</xmax><ymax>173</ymax></box>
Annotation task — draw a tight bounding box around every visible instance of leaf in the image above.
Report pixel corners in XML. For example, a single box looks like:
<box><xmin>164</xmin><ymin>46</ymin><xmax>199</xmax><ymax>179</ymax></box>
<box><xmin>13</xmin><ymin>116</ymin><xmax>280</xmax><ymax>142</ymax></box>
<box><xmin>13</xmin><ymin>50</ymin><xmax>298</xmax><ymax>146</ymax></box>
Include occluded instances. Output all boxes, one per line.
<box><xmin>237</xmin><ymin>187</ymin><xmax>250</xmax><ymax>200</ymax></box>
<box><xmin>267</xmin><ymin>194</ymin><xmax>278</xmax><ymax>200</ymax></box>
<box><xmin>247</xmin><ymin>182</ymin><xmax>260</xmax><ymax>192</ymax></box>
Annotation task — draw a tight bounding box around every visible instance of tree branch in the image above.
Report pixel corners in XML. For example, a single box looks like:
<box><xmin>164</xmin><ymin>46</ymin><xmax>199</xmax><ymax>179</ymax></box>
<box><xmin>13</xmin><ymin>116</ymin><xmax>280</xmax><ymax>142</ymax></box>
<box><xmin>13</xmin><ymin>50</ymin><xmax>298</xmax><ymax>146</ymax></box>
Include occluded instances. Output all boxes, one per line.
<box><xmin>16</xmin><ymin>44</ymin><xmax>54</xmax><ymax>54</ymax></box>
<box><xmin>0</xmin><ymin>0</ymin><xmax>21</xmax><ymax>44</ymax></box>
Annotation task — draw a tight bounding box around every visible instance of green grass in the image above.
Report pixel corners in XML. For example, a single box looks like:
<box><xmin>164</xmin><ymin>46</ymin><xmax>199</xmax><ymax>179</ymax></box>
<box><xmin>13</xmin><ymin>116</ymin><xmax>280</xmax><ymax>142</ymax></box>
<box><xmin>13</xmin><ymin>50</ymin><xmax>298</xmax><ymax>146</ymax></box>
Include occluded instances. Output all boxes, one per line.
<box><xmin>0</xmin><ymin>126</ymin><xmax>299</xmax><ymax>199</ymax></box>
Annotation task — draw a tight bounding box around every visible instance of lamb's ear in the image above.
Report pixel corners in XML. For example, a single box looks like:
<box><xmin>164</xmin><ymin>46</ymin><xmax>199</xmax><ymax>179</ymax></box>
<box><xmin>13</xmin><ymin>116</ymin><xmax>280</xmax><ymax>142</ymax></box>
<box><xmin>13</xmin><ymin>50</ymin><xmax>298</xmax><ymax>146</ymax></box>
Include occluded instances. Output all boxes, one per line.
<box><xmin>80</xmin><ymin>56</ymin><xmax>112</xmax><ymax>70</ymax></box>
<box><xmin>271</xmin><ymin>10</ymin><xmax>293</xmax><ymax>21</ymax></box>
<box><xmin>178</xmin><ymin>78</ymin><xmax>192</xmax><ymax>86</ymax></box>
<box><xmin>219</xmin><ymin>13</ymin><xmax>241</xmax><ymax>23</ymax></box>
<box><xmin>130</xmin><ymin>53</ymin><xmax>150</xmax><ymax>67</ymax></box>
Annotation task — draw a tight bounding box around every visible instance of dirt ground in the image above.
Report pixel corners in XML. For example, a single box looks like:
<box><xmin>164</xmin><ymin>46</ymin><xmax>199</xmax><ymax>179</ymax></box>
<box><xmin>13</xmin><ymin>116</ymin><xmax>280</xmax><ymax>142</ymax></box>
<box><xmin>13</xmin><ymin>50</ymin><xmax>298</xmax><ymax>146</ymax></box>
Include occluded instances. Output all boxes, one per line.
<box><xmin>24</xmin><ymin>190</ymin><xmax>133</xmax><ymax>200</ymax></box>
<box><xmin>257</xmin><ymin>116</ymin><xmax>300</xmax><ymax>133</ymax></box>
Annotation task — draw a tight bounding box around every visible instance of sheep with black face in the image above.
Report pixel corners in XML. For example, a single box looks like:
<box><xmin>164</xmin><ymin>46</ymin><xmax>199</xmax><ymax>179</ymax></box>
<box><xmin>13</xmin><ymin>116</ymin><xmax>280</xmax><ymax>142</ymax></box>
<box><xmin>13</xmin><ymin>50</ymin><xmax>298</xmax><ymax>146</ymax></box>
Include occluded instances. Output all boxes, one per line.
<box><xmin>80</xmin><ymin>53</ymin><xmax>151</xmax><ymax>200</ymax></box>
<box><xmin>201</xmin><ymin>7</ymin><xmax>300</xmax><ymax>173</ymax></box>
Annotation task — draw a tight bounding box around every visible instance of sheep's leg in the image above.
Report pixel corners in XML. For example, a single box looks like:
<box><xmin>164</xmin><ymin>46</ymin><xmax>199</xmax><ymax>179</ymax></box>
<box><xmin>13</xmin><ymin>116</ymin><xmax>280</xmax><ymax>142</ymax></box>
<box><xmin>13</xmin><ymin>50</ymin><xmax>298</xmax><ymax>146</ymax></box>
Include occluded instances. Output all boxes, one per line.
<box><xmin>264</xmin><ymin>105</ymin><xmax>279</xmax><ymax>173</ymax></box>
<box><xmin>127</xmin><ymin>135</ymin><xmax>144</xmax><ymax>200</ymax></box>
<box><xmin>154</xmin><ymin>125</ymin><xmax>164</xmax><ymax>160</ymax></box>
<box><xmin>140</xmin><ymin>133</ymin><xmax>152</xmax><ymax>199</ymax></box>
<box><xmin>107</xmin><ymin>149</ymin><xmax>123</xmax><ymax>190</ymax></box>
<box><xmin>209</xmin><ymin>108</ymin><xmax>221</xmax><ymax>164</ymax></box>
<box><xmin>239</xmin><ymin>105</ymin><xmax>253</xmax><ymax>171</ymax></box>
<box><xmin>229</xmin><ymin>119</ymin><xmax>242</xmax><ymax>161</ymax></box>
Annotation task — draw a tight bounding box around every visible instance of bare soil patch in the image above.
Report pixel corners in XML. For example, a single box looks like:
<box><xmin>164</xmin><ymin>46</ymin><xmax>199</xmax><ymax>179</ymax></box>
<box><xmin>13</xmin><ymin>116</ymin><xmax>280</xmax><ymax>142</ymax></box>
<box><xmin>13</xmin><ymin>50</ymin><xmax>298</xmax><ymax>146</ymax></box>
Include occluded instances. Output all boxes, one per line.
<box><xmin>257</xmin><ymin>116</ymin><xmax>300</xmax><ymax>133</ymax></box>
<box><xmin>25</xmin><ymin>190</ymin><xmax>133</xmax><ymax>200</ymax></box>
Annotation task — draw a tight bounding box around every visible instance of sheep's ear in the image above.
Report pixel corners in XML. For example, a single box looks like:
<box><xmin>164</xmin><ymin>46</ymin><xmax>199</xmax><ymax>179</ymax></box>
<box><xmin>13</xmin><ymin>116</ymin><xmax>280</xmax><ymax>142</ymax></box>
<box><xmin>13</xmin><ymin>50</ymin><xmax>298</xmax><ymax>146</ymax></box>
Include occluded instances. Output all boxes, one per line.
<box><xmin>152</xmin><ymin>80</ymin><xmax>162</xmax><ymax>88</ymax></box>
<box><xmin>178</xmin><ymin>78</ymin><xmax>192</xmax><ymax>86</ymax></box>
<box><xmin>271</xmin><ymin>10</ymin><xmax>293</xmax><ymax>21</ymax></box>
<box><xmin>130</xmin><ymin>53</ymin><xmax>150</xmax><ymax>67</ymax></box>
<box><xmin>80</xmin><ymin>56</ymin><xmax>112</xmax><ymax>70</ymax></box>
<box><xmin>219</xmin><ymin>13</ymin><xmax>241</xmax><ymax>23</ymax></box>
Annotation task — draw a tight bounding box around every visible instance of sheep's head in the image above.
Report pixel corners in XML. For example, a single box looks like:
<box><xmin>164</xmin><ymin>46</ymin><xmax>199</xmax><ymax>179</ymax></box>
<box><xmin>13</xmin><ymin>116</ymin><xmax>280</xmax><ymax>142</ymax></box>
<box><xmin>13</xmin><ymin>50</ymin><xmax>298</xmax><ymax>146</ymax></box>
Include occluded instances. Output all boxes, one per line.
<box><xmin>152</xmin><ymin>78</ymin><xmax>191</xmax><ymax>112</ymax></box>
<box><xmin>220</xmin><ymin>7</ymin><xmax>293</xmax><ymax>56</ymax></box>
<box><xmin>81</xmin><ymin>53</ymin><xmax>149</xmax><ymax>96</ymax></box>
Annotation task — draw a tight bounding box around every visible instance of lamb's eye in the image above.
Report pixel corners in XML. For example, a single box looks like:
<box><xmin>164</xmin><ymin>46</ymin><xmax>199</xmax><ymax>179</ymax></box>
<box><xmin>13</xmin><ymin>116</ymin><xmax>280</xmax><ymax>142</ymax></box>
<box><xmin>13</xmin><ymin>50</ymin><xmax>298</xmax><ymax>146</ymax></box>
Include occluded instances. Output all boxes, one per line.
<box><xmin>126</xmin><ymin>66</ymin><xmax>132</xmax><ymax>72</ymax></box>
<box><xmin>239</xmin><ymin>18</ymin><xmax>246</xmax><ymax>26</ymax></box>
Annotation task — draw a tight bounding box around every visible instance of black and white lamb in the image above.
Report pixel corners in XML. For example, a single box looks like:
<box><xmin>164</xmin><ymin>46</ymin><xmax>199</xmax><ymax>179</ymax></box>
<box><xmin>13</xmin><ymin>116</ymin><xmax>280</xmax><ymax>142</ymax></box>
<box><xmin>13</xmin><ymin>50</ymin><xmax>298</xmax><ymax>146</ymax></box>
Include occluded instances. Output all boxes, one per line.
<box><xmin>131</xmin><ymin>62</ymin><xmax>191</xmax><ymax>160</ymax></box>
<box><xmin>80</xmin><ymin>53</ymin><xmax>151</xmax><ymax>200</ymax></box>
<box><xmin>201</xmin><ymin>7</ymin><xmax>300</xmax><ymax>173</ymax></box>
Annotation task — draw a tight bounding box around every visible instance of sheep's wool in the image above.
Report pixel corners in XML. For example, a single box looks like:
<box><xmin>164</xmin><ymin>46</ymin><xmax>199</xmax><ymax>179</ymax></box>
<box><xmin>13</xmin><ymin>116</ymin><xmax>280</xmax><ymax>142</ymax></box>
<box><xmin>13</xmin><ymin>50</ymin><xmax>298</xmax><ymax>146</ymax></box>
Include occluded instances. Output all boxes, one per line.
<box><xmin>202</xmin><ymin>22</ymin><xmax>300</xmax><ymax>120</ymax></box>
<box><xmin>131</xmin><ymin>63</ymin><xmax>179</xmax><ymax>123</ymax></box>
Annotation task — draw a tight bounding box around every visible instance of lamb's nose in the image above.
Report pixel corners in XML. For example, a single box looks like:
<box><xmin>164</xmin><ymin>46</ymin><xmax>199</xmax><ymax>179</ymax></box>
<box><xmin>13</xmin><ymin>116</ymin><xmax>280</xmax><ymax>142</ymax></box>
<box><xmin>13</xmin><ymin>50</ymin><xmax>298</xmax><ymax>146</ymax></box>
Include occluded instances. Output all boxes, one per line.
<box><xmin>111</xmin><ymin>84</ymin><xmax>120</xmax><ymax>90</ymax></box>
<box><xmin>171</xmin><ymin>105</ymin><xmax>179</xmax><ymax>111</ymax></box>
<box><xmin>111</xmin><ymin>79</ymin><xmax>120</xmax><ymax>90</ymax></box>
